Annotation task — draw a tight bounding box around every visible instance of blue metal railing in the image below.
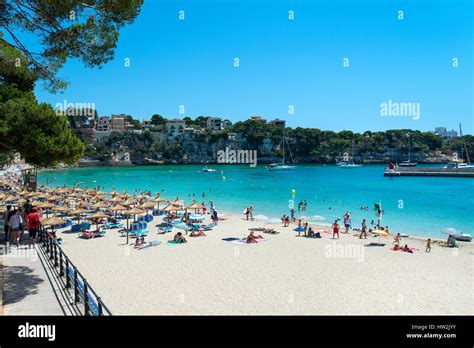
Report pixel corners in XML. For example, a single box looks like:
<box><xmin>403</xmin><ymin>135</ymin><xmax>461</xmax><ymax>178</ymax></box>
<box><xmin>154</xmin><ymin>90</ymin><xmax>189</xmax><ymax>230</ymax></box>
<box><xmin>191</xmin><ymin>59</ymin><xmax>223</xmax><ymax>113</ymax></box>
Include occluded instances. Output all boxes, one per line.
<box><xmin>38</xmin><ymin>228</ymin><xmax>112</xmax><ymax>316</ymax></box>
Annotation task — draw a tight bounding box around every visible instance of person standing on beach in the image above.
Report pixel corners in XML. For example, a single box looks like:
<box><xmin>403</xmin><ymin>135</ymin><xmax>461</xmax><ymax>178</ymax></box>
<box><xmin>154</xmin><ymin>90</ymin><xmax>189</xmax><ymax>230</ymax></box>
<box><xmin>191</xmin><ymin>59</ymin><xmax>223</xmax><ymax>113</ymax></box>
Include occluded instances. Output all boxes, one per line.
<box><xmin>290</xmin><ymin>208</ymin><xmax>295</xmax><ymax>222</ymax></box>
<box><xmin>248</xmin><ymin>206</ymin><xmax>253</xmax><ymax>221</ymax></box>
<box><xmin>332</xmin><ymin>220</ymin><xmax>340</xmax><ymax>239</ymax></box>
<box><xmin>360</xmin><ymin>219</ymin><xmax>367</xmax><ymax>239</ymax></box>
<box><xmin>211</xmin><ymin>210</ymin><xmax>218</xmax><ymax>225</ymax></box>
<box><xmin>18</xmin><ymin>207</ymin><xmax>26</xmax><ymax>241</ymax></box>
<box><xmin>343</xmin><ymin>213</ymin><xmax>351</xmax><ymax>234</ymax></box>
<box><xmin>2</xmin><ymin>205</ymin><xmax>12</xmax><ymax>242</ymax></box>
<box><xmin>8</xmin><ymin>209</ymin><xmax>21</xmax><ymax>247</ymax></box>
<box><xmin>23</xmin><ymin>199</ymin><xmax>33</xmax><ymax>215</ymax></box>
<box><xmin>425</xmin><ymin>238</ymin><xmax>432</xmax><ymax>252</ymax></box>
<box><xmin>393</xmin><ymin>233</ymin><xmax>401</xmax><ymax>246</ymax></box>
<box><xmin>27</xmin><ymin>208</ymin><xmax>41</xmax><ymax>249</ymax></box>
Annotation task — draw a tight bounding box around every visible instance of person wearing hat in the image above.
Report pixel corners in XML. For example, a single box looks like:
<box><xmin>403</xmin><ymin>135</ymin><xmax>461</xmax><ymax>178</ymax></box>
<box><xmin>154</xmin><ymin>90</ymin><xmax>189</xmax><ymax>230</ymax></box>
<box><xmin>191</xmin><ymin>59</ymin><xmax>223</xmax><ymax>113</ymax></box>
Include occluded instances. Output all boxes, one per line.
<box><xmin>27</xmin><ymin>207</ymin><xmax>41</xmax><ymax>249</ymax></box>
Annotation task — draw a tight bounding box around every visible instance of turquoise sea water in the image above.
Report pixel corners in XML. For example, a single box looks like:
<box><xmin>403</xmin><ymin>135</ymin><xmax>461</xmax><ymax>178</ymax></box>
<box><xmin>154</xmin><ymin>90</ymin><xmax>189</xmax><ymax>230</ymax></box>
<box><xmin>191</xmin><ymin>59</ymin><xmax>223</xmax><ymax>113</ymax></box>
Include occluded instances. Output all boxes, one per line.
<box><xmin>38</xmin><ymin>165</ymin><xmax>474</xmax><ymax>238</ymax></box>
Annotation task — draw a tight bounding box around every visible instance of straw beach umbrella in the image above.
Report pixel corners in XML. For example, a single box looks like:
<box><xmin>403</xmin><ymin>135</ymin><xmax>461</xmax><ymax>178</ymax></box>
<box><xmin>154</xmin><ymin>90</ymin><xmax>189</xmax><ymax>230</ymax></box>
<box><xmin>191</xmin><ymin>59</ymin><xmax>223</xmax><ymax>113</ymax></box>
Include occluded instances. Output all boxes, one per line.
<box><xmin>122</xmin><ymin>199</ymin><xmax>137</xmax><ymax>207</ymax></box>
<box><xmin>41</xmin><ymin>216</ymin><xmax>65</xmax><ymax>236</ymax></box>
<box><xmin>186</xmin><ymin>202</ymin><xmax>205</xmax><ymax>213</ymax></box>
<box><xmin>125</xmin><ymin>207</ymin><xmax>145</xmax><ymax>222</ymax></box>
<box><xmin>140</xmin><ymin>201</ymin><xmax>155</xmax><ymax>211</ymax></box>
<box><xmin>162</xmin><ymin>204</ymin><xmax>180</xmax><ymax>212</ymax></box>
<box><xmin>111</xmin><ymin>204</ymin><xmax>127</xmax><ymax>219</ymax></box>
<box><xmin>152</xmin><ymin>196</ymin><xmax>167</xmax><ymax>213</ymax></box>
<box><xmin>91</xmin><ymin>195</ymin><xmax>106</xmax><ymax>202</ymax></box>
<box><xmin>108</xmin><ymin>196</ymin><xmax>123</xmax><ymax>204</ymax></box>
<box><xmin>68</xmin><ymin>208</ymin><xmax>92</xmax><ymax>224</ymax></box>
<box><xmin>41</xmin><ymin>216</ymin><xmax>65</xmax><ymax>227</ymax></box>
<box><xmin>87</xmin><ymin>210</ymin><xmax>109</xmax><ymax>231</ymax></box>
<box><xmin>52</xmin><ymin>205</ymin><xmax>72</xmax><ymax>216</ymax></box>
<box><xmin>92</xmin><ymin>202</ymin><xmax>109</xmax><ymax>209</ymax></box>
<box><xmin>77</xmin><ymin>201</ymin><xmax>93</xmax><ymax>208</ymax></box>
<box><xmin>124</xmin><ymin>207</ymin><xmax>145</xmax><ymax>244</ymax></box>
<box><xmin>47</xmin><ymin>195</ymin><xmax>63</xmax><ymax>202</ymax></box>
<box><xmin>36</xmin><ymin>202</ymin><xmax>55</xmax><ymax>217</ymax></box>
<box><xmin>3</xmin><ymin>195</ymin><xmax>18</xmax><ymax>203</ymax></box>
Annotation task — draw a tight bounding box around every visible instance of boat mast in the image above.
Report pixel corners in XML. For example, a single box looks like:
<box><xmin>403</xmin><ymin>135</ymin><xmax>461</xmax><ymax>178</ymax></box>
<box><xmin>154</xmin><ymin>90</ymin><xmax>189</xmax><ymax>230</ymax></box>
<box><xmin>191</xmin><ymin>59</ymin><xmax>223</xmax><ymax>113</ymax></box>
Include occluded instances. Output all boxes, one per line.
<box><xmin>460</xmin><ymin>123</ymin><xmax>471</xmax><ymax>164</ymax></box>
<box><xmin>408</xmin><ymin>136</ymin><xmax>411</xmax><ymax>162</ymax></box>
<box><xmin>281</xmin><ymin>127</ymin><xmax>285</xmax><ymax>165</ymax></box>
<box><xmin>351</xmin><ymin>140</ymin><xmax>355</xmax><ymax>164</ymax></box>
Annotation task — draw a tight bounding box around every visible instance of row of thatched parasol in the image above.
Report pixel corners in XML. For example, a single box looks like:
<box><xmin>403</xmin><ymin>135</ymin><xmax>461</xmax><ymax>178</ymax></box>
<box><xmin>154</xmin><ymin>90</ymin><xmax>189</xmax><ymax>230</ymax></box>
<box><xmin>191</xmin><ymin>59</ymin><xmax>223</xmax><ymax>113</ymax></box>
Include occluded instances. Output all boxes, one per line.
<box><xmin>1</xmin><ymin>186</ymin><xmax>207</xmax><ymax>243</ymax></box>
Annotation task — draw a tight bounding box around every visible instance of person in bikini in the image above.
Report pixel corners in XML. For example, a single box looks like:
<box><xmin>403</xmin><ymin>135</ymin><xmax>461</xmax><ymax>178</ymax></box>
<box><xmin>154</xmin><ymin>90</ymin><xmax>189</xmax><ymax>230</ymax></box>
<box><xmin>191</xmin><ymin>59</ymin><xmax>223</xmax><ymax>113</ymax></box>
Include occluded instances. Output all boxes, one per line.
<box><xmin>246</xmin><ymin>231</ymin><xmax>263</xmax><ymax>243</ymax></box>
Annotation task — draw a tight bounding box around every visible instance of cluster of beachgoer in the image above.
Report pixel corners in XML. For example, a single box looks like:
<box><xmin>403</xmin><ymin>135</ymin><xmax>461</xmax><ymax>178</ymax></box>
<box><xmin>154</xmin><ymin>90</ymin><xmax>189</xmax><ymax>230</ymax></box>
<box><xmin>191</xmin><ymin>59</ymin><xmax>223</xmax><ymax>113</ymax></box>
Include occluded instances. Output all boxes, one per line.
<box><xmin>281</xmin><ymin>215</ymin><xmax>290</xmax><ymax>226</ymax></box>
<box><xmin>297</xmin><ymin>200</ymin><xmax>308</xmax><ymax>211</ymax></box>
<box><xmin>2</xmin><ymin>202</ymin><xmax>41</xmax><ymax>248</ymax></box>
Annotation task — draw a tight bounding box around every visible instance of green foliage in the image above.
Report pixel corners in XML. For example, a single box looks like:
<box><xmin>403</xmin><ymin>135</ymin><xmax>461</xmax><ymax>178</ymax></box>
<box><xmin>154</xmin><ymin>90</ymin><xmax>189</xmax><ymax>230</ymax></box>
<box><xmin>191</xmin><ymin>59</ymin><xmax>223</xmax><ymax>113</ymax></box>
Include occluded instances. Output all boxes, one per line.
<box><xmin>0</xmin><ymin>40</ymin><xmax>84</xmax><ymax>166</ymax></box>
<box><xmin>1</xmin><ymin>0</ymin><xmax>144</xmax><ymax>91</ymax></box>
<box><xmin>151</xmin><ymin>114</ymin><xmax>167</xmax><ymax>126</ymax></box>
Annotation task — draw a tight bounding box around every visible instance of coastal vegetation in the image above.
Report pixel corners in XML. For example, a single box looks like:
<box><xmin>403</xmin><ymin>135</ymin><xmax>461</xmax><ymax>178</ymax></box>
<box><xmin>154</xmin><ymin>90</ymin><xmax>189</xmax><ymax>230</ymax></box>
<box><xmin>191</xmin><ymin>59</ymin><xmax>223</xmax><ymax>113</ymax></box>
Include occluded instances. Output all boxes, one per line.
<box><xmin>83</xmin><ymin>116</ymin><xmax>473</xmax><ymax>165</ymax></box>
<box><xmin>0</xmin><ymin>0</ymin><xmax>144</xmax><ymax>166</ymax></box>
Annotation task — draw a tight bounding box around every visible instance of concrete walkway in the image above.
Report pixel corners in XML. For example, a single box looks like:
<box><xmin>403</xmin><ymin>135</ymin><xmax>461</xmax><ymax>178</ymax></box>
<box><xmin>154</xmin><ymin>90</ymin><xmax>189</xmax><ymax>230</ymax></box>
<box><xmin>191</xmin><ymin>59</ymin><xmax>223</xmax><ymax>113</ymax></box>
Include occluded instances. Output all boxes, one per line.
<box><xmin>0</xmin><ymin>239</ymin><xmax>72</xmax><ymax>315</ymax></box>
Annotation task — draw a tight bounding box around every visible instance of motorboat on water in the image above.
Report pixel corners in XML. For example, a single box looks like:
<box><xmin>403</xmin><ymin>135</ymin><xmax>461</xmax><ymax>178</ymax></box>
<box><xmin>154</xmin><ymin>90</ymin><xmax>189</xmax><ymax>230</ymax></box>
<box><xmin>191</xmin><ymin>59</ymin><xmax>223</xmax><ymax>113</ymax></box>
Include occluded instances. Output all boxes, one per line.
<box><xmin>201</xmin><ymin>166</ymin><xmax>216</xmax><ymax>172</ymax></box>
<box><xmin>337</xmin><ymin>140</ymin><xmax>362</xmax><ymax>168</ymax></box>
<box><xmin>337</xmin><ymin>161</ymin><xmax>362</xmax><ymax>168</ymax></box>
<box><xmin>266</xmin><ymin>163</ymin><xmax>296</xmax><ymax>170</ymax></box>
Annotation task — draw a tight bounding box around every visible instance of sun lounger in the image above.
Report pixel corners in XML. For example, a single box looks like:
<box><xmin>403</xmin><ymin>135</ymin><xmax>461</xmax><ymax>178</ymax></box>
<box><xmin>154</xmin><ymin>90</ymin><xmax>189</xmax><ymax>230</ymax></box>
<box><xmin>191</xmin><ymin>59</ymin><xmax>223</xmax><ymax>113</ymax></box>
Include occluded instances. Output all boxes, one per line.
<box><xmin>158</xmin><ymin>226</ymin><xmax>173</xmax><ymax>233</ymax></box>
<box><xmin>103</xmin><ymin>222</ymin><xmax>124</xmax><ymax>229</ymax></box>
<box><xmin>200</xmin><ymin>223</ymin><xmax>216</xmax><ymax>230</ymax></box>
<box><xmin>129</xmin><ymin>229</ymin><xmax>149</xmax><ymax>237</ymax></box>
<box><xmin>166</xmin><ymin>240</ymin><xmax>186</xmax><ymax>245</ymax></box>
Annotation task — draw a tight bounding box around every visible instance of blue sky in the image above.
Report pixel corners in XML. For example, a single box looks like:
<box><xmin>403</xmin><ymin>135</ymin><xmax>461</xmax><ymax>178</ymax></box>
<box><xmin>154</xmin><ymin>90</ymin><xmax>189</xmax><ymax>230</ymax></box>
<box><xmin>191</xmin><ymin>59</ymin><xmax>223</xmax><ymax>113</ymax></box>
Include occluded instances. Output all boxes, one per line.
<box><xmin>18</xmin><ymin>0</ymin><xmax>474</xmax><ymax>133</ymax></box>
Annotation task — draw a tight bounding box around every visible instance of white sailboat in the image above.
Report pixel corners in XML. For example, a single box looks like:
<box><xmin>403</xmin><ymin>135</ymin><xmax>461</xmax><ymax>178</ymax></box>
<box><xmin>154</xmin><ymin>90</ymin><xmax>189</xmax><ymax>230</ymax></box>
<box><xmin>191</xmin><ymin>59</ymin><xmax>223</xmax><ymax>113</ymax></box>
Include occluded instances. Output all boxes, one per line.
<box><xmin>337</xmin><ymin>140</ymin><xmax>361</xmax><ymax>168</ymax></box>
<box><xmin>444</xmin><ymin>123</ymin><xmax>474</xmax><ymax>169</ymax></box>
<box><xmin>398</xmin><ymin>133</ymin><xmax>417</xmax><ymax>167</ymax></box>
<box><xmin>266</xmin><ymin>127</ymin><xmax>296</xmax><ymax>170</ymax></box>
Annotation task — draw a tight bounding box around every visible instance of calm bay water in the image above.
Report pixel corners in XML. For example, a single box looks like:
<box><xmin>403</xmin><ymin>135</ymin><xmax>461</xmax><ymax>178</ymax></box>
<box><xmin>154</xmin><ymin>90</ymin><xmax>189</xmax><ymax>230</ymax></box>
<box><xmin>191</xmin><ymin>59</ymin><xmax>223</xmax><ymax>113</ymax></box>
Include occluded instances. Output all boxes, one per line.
<box><xmin>38</xmin><ymin>164</ymin><xmax>474</xmax><ymax>238</ymax></box>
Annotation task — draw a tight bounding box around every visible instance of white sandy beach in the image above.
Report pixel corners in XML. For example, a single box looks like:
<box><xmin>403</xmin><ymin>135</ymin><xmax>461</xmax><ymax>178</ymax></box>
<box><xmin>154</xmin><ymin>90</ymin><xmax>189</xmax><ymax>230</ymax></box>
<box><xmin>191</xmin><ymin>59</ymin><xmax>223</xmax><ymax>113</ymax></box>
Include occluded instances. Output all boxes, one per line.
<box><xmin>52</xmin><ymin>212</ymin><xmax>474</xmax><ymax>315</ymax></box>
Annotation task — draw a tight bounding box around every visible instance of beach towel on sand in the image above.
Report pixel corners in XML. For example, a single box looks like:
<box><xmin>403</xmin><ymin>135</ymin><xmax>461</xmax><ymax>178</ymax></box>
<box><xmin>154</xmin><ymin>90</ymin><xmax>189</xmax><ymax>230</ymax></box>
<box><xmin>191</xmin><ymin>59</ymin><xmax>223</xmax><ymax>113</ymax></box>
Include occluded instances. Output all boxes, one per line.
<box><xmin>166</xmin><ymin>240</ymin><xmax>187</xmax><ymax>245</ymax></box>
<box><xmin>135</xmin><ymin>241</ymin><xmax>161</xmax><ymax>250</ymax></box>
